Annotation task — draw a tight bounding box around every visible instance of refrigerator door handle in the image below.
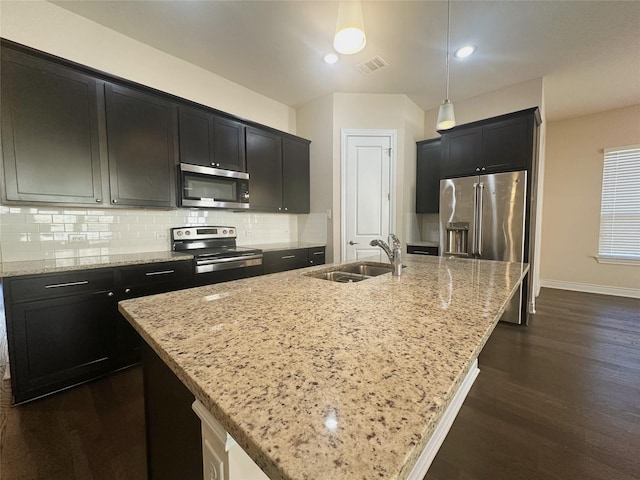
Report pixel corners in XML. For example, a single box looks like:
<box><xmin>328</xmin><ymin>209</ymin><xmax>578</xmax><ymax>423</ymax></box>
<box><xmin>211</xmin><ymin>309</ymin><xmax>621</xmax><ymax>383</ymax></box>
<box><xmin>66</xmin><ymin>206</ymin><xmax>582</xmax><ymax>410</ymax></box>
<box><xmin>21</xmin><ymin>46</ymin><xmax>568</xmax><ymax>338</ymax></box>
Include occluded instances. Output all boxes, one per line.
<box><xmin>472</xmin><ymin>182</ymin><xmax>479</xmax><ymax>255</ymax></box>
<box><xmin>477</xmin><ymin>182</ymin><xmax>485</xmax><ymax>256</ymax></box>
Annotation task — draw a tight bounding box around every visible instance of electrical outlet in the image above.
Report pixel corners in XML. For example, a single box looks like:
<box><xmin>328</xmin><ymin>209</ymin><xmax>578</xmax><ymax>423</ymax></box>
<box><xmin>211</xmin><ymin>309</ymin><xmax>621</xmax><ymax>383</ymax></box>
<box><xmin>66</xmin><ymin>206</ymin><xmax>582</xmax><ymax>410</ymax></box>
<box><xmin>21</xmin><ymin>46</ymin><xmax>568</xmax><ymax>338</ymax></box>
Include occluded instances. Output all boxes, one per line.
<box><xmin>155</xmin><ymin>232</ymin><xmax>168</xmax><ymax>241</ymax></box>
<box><xmin>326</xmin><ymin>209</ymin><xmax>332</xmax><ymax>220</ymax></box>
<box><xmin>245</xmin><ymin>230</ymin><xmax>254</xmax><ymax>237</ymax></box>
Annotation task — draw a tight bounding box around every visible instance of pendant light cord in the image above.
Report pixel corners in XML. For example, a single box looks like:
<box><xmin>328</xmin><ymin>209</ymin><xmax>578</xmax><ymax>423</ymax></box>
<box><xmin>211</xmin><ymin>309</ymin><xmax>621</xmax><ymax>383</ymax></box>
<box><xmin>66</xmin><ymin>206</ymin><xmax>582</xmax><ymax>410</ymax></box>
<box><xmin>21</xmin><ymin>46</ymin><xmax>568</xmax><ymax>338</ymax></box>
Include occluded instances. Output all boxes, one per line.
<box><xmin>446</xmin><ymin>0</ymin><xmax>451</xmax><ymax>100</ymax></box>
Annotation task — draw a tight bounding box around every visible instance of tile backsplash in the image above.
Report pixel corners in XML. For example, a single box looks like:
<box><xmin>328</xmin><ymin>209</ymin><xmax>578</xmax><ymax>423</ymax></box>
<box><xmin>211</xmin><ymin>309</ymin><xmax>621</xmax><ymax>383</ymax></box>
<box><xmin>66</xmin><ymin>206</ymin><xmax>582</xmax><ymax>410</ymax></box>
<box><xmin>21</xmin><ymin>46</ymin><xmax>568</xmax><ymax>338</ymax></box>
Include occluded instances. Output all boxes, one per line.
<box><xmin>0</xmin><ymin>205</ymin><xmax>304</xmax><ymax>263</ymax></box>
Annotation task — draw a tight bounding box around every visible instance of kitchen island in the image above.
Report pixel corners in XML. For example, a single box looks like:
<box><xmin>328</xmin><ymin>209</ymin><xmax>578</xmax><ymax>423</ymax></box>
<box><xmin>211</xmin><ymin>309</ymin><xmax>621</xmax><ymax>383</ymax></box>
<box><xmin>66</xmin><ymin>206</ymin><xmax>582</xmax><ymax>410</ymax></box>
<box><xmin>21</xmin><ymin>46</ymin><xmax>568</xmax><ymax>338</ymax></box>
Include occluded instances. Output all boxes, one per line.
<box><xmin>119</xmin><ymin>254</ymin><xmax>527</xmax><ymax>480</ymax></box>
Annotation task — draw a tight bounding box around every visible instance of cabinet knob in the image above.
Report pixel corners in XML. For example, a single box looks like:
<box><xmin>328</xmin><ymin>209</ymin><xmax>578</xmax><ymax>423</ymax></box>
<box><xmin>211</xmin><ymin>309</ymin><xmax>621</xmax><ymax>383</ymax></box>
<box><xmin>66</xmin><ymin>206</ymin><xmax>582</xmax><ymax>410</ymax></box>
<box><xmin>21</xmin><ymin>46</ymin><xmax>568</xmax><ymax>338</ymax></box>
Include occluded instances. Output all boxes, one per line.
<box><xmin>278</xmin><ymin>207</ymin><xmax>282</xmax><ymax>211</ymax></box>
<box><xmin>284</xmin><ymin>207</ymin><xmax>288</xmax><ymax>211</ymax></box>
<box><xmin>107</xmin><ymin>292</ymin><xmax>114</xmax><ymax>297</ymax></box>
<box><xmin>124</xmin><ymin>288</ymin><xmax>131</xmax><ymax>294</ymax></box>
<box><xmin>475</xmin><ymin>167</ymin><xmax>481</xmax><ymax>172</ymax></box>
<box><xmin>481</xmin><ymin>167</ymin><xmax>486</xmax><ymax>171</ymax></box>
<box><xmin>96</xmin><ymin>198</ymin><xmax>102</xmax><ymax>203</ymax></box>
<box><xmin>112</xmin><ymin>199</ymin><xmax>118</xmax><ymax>204</ymax></box>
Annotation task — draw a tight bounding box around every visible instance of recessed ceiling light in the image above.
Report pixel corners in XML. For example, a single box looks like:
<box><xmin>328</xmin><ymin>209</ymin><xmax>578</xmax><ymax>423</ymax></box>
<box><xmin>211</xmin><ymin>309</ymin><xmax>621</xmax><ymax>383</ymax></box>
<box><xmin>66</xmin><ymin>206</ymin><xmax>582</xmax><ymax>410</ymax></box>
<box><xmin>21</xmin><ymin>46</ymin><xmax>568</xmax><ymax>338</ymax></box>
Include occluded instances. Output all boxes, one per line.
<box><xmin>324</xmin><ymin>53</ymin><xmax>339</xmax><ymax>64</ymax></box>
<box><xmin>454</xmin><ymin>45</ymin><xmax>476</xmax><ymax>59</ymax></box>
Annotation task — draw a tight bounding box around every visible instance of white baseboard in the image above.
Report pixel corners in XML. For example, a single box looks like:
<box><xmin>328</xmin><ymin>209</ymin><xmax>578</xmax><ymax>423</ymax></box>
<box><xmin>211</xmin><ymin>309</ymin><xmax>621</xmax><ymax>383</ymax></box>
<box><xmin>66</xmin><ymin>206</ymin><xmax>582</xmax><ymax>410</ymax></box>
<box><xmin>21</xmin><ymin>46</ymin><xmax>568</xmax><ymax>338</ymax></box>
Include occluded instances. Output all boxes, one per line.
<box><xmin>540</xmin><ymin>279</ymin><xmax>640</xmax><ymax>299</ymax></box>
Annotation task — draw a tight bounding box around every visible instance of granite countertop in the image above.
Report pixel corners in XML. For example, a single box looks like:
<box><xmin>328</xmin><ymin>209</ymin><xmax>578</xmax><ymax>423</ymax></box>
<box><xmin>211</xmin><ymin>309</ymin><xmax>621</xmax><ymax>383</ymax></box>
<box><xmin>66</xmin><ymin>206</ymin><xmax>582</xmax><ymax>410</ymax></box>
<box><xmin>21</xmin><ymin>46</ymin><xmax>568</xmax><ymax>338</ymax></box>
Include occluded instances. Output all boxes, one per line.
<box><xmin>0</xmin><ymin>251</ymin><xmax>193</xmax><ymax>278</ymax></box>
<box><xmin>119</xmin><ymin>255</ymin><xmax>527</xmax><ymax>480</ymax></box>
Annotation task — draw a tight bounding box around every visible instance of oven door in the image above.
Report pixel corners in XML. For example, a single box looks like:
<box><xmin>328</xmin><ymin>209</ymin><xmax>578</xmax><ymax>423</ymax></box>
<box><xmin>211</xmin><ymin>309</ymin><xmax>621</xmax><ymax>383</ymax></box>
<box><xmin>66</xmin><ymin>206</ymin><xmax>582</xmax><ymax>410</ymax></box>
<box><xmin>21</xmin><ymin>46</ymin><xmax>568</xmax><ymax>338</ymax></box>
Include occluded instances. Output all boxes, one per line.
<box><xmin>179</xmin><ymin>164</ymin><xmax>250</xmax><ymax>209</ymax></box>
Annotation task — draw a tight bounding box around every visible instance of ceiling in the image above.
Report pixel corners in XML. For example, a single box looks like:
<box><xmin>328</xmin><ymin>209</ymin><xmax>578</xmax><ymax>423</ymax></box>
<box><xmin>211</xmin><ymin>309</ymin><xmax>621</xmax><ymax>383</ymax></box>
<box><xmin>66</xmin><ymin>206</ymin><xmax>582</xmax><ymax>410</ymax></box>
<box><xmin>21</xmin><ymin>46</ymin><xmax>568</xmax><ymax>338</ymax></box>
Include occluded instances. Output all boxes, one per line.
<box><xmin>52</xmin><ymin>1</ymin><xmax>640</xmax><ymax>121</ymax></box>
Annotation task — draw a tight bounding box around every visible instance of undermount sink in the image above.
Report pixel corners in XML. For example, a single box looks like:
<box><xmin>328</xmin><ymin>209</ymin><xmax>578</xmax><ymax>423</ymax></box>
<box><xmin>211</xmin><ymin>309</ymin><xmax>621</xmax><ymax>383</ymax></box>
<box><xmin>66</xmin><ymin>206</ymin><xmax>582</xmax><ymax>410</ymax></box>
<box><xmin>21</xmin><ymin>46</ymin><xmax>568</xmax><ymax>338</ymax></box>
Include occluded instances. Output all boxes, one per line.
<box><xmin>304</xmin><ymin>262</ymin><xmax>395</xmax><ymax>283</ymax></box>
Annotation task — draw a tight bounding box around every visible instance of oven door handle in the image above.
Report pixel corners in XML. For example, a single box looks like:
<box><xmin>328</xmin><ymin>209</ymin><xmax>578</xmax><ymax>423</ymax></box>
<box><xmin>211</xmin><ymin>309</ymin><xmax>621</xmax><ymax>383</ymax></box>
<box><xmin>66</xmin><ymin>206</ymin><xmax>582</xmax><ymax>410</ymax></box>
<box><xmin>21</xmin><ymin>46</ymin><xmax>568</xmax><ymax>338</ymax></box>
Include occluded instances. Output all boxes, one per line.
<box><xmin>196</xmin><ymin>254</ymin><xmax>263</xmax><ymax>266</ymax></box>
<box><xmin>196</xmin><ymin>256</ymin><xmax>263</xmax><ymax>274</ymax></box>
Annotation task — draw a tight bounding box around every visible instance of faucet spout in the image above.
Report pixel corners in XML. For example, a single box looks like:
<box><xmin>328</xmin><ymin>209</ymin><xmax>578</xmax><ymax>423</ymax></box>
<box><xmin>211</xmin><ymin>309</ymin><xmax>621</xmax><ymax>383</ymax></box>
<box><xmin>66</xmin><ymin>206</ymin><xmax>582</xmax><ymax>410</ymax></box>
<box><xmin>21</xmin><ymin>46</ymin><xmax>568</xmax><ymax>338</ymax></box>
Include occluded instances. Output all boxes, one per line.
<box><xmin>370</xmin><ymin>235</ymin><xmax>402</xmax><ymax>276</ymax></box>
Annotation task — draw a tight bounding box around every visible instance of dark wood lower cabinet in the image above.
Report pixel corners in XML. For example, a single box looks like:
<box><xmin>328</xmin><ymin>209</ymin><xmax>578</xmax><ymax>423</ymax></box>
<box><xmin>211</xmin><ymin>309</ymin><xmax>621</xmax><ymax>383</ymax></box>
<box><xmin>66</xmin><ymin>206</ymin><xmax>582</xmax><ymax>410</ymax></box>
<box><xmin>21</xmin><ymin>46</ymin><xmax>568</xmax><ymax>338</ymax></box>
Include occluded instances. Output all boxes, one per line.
<box><xmin>143</xmin><ymin>343</ymin><xmax>202</xmax><ymax>480</ymax></box>
<box><xmin>8</xmin><ymin>287</ymin><xmax>116</xmax><ymax>404</ymax></box>
<box><xmin>3</xmin><ymin>260</ymin><xmax>195</xmax><ymax>404</ymax></box>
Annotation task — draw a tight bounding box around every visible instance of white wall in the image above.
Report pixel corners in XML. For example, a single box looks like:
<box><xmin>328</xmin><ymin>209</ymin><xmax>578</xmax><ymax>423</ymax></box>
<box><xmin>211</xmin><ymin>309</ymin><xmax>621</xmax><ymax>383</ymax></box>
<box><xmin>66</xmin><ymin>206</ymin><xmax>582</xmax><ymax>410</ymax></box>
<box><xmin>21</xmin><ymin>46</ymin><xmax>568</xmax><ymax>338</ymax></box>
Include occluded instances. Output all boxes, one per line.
<box><xmin>296</xmin><ymin>95</ymin><xmax>334</xmax><ymax>259</ymax></box>
<box><xmin>0</xmin><ymin>1</ymin><xmax>302</xmax><ymax>263</ymax></box>
<box><xmin>540</xmin><ymin>105</ymin><xmax>640</xmax><ymax>297</ymax></box>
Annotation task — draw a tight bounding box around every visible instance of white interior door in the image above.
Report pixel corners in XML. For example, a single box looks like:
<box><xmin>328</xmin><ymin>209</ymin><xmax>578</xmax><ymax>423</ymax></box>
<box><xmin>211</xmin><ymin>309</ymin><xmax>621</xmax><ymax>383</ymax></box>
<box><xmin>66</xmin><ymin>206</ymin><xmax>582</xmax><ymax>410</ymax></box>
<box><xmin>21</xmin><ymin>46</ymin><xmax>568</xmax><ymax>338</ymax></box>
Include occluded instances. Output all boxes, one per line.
<box><xmin>342</xmin><ymin>132</ymin><xmax>394</xmax><ymax>262</ymax></box>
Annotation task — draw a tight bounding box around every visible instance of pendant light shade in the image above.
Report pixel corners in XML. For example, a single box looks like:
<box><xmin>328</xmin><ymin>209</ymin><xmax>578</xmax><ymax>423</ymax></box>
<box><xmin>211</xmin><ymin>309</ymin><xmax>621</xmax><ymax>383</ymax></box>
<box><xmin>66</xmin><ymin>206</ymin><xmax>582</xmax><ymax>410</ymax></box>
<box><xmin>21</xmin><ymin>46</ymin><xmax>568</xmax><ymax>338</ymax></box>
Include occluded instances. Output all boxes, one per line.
<box><xmin>437</xmin><ymin>0</ymin><xmax>456</xmax><ymax>131</ymax></box>
<box><xmin>437</xmin><ymin>99</ymin><xmax>456</xmax><ymax>131</ymax></box>
<box><xmin>334</xmin><ymin>1</ymin><xmax>367</xmax><ymax>55</ymax></box>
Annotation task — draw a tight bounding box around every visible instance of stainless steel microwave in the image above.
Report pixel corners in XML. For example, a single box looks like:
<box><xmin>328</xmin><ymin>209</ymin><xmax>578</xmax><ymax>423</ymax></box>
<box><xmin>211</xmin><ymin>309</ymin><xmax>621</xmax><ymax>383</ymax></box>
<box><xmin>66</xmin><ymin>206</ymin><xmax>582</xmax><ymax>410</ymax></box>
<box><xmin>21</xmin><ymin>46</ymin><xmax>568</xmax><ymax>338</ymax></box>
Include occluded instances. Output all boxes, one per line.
<box><xmin>179</xmin><ymin>164</ymin><xmax>250</xmax><ymax>209</ymax></box>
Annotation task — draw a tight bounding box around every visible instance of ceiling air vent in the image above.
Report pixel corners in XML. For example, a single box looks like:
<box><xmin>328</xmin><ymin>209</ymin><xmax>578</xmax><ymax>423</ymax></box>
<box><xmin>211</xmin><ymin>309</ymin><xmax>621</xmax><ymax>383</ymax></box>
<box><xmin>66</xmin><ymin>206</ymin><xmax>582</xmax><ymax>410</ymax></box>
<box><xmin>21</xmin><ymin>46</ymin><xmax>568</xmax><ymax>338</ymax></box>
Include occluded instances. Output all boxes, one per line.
<box><xmin>356</xmin><ymin>55</ymin><xmax>388</xmax><ymax>76</ymax></box>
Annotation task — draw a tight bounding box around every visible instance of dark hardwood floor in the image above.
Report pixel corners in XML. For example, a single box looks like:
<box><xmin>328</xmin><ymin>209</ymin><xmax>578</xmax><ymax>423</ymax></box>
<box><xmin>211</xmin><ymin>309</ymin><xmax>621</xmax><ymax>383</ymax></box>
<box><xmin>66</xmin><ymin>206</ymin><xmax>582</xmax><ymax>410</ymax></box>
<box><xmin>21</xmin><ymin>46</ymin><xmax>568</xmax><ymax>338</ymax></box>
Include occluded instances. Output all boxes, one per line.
<box><xmin>0</xmin><ymin>288</ymin><xmax>638</xmax><ymax>480</ymax></box>
<box><xmin>427</xmin><ymin>288</ymin><xmax>640</xmax><ymax>480</ymax></box>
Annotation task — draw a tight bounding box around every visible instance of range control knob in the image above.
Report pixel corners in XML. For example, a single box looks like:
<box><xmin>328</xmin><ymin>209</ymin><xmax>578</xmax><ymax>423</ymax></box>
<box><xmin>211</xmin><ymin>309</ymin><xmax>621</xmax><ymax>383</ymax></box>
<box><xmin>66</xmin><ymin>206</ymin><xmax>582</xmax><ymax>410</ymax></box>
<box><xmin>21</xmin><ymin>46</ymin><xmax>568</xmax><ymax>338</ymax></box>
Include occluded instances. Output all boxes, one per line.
<box><xmin>176</xmin><ymin>231</ymin><xmax>183</xmax><ymax>236</ymax></box>
<box><xmin>222</xmin><ymin>229</ymin><xmax>228</xmax><ymax>234</ymax></box>
<box><xmin>185</xmin><ymin>230</ymin><xmax>191</xmax><ymax>235</ymax></box>
<box><xmin>229</xmin><ymin>229</ymin><xmax>234</xmax><ymax>235</ymax></box>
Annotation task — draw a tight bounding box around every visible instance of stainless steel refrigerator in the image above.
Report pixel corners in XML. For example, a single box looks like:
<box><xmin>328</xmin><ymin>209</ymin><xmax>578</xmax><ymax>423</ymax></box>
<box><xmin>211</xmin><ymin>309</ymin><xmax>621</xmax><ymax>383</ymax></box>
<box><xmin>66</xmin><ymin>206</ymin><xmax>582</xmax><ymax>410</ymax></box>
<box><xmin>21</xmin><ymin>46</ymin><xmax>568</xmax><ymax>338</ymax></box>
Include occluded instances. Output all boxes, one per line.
<box><xmin>439</xmin><ymin>170</ymin><xmax>527</xmax><ymax>324</ymax></box>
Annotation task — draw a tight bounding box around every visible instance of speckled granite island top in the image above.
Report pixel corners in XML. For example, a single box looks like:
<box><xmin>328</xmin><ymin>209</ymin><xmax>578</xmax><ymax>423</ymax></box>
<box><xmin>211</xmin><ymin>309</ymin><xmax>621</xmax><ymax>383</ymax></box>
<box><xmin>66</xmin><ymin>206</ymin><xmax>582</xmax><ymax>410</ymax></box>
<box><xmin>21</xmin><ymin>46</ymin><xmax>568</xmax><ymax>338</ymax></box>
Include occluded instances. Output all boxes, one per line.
<box><xmin>119</xmin><ymin>255</ymin><xmax>528</xmax><ymax>480</ymax></box>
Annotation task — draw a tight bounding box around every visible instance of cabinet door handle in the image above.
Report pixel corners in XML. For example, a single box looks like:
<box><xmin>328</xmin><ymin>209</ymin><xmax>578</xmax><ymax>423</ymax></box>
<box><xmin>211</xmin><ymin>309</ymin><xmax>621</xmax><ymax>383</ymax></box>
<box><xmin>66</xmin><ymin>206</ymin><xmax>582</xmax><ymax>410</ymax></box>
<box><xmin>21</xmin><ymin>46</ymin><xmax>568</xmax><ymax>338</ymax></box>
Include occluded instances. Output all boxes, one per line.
<box><xmin>124</xmin><ymin>288</ymin><xmax>131</xmax><ymax>293</ymax></box>
<box><xmin>108</xmin><ymin>292</ymin><xmax>114</xmax><ymax>297</ymax></box>
<box><xmin>112</xmin><ymin>198</ymin><xmax>118</xmax><ymax>204</ymax></box>
<box><xmin>475</xmin><ymin>167</ymin><xmax>481</xmax><ymax>172</ymax></box>
<box><xmin>349</xmin><ymin>241</ymin><xmax>359</xmax><ymax>245</ymax></box>
<box><xmin>45</xmin><ymin>280</ymin><xmax>89</xmax><ymax>289</ymax></box>
<box><xmin>281</xmin><ymin>255</ymin><xmax>296</xmax><ymax>259</ymax></box>
<box><xmin>145</xmin><ymin>270</ymin><xmax>175</xmax><ymax>276</ymax></box>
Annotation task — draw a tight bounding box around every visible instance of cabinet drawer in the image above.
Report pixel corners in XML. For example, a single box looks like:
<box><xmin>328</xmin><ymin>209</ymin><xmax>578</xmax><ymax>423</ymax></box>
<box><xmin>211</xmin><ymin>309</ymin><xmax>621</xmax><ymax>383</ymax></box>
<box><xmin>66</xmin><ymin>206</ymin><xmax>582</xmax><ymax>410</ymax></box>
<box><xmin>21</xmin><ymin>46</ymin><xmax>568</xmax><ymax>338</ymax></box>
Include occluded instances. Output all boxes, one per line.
<box><xmin>407</xmin><ymin>245</ymin><xmax>439</xmax><ymax>256</ymax></box>
<box><xmin>7</xmin><ymin>269</ymin><xmax>114</xmax><ymax>303</ymax></box>
<box><xmin>308</xmin><ymin>247</ymin><xmax>326</xmax><ymax>266</ymax></box>
<box><xmin>119</xmin><ymin>261</ymin><xmax>192</xmax><ymax>287</ymax></box>
<box><xmin>263</xmin><ymin>249</ymin><xmax>309</xmax><ymax>274</ymax></box>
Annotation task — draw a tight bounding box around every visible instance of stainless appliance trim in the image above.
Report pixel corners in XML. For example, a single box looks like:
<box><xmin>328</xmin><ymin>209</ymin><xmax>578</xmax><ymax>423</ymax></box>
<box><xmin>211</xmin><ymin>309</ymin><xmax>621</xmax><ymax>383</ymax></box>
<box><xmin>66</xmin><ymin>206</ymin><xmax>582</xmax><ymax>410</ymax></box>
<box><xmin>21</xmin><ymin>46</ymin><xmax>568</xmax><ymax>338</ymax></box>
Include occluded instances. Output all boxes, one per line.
<box><xmin>180</xmin><ymin>163</ymin><xmax>249</xmax><ymax>180</ymax></box>
<box><xmin>180</xmin><ymin>198</ymin><xmax>250</xmax><ymax>209</ymax></box>
<box><xmin>196</xmin><ymin>257</ymin><xmax>262</xmax><ymax>274</ymax></box>
<box><xmin>195</xmin><ymin>254</ymin><xmax>263</xmax><ymax>267</ymax></box>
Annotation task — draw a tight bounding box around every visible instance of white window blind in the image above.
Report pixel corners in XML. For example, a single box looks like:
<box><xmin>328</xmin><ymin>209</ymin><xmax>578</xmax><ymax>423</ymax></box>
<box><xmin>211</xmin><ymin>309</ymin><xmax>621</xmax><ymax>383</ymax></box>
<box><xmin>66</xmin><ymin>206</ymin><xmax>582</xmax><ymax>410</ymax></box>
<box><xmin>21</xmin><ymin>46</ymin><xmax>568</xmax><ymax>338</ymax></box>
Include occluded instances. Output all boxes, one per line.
<box><xmin>598</xmin><ymin>145</ymin><xmax>640</xmax><ymax>262</ymax></box>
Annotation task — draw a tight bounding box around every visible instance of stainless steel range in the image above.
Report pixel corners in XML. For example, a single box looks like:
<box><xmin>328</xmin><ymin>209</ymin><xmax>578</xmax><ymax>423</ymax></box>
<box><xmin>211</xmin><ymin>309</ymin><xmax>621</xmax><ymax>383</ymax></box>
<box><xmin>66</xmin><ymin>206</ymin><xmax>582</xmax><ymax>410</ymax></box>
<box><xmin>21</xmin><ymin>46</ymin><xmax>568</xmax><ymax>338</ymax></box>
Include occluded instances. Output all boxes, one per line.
<box><xmin>171</xmin><ymin>226</ymin><xmax>263</xmax><ymax>285</ymax></box>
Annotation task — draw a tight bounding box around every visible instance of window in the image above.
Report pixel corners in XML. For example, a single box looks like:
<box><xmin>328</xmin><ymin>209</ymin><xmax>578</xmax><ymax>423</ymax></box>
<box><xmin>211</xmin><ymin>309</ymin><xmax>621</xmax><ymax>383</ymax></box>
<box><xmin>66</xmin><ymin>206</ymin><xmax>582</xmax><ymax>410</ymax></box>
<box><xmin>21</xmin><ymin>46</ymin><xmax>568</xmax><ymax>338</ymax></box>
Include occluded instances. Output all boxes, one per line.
<box><xmin>597</xmin><ymin>145</ymin><xmax>640</xmax><ymax>264</ymax></box>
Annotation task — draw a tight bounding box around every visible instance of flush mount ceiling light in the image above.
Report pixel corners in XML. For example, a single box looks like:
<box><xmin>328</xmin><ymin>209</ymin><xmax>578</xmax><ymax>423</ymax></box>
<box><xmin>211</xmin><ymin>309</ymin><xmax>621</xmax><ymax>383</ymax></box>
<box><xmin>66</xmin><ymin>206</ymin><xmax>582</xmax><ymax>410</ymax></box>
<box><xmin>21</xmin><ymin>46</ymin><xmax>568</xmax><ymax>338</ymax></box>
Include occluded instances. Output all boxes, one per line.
<box><xmin>324</xmin><ymin>53</ymin><xmax>339</xmax><ymax>64</ymax></box>
<box><xmin>333</xmin><ymin>1</ymin><xmax>366</xmax><ymax>55</ymax></box>
<box><xmin>454</xmin><ymin>45</ymin><xmax>476</xmax><ymax>59</ymax></box>
<box><xmin>436</xmin><ymin>0</ymin><xmax>456</xmax><ymax>131</ymax></box>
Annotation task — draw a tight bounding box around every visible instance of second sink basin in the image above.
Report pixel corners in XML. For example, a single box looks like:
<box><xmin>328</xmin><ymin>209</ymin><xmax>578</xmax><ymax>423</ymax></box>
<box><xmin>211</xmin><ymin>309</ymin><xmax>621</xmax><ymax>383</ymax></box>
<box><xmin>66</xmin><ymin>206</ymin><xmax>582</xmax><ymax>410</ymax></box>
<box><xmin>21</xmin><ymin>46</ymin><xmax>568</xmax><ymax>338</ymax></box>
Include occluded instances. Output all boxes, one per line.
<box><xmin>304</xmin><ymin>261</ymin><xmax>395</xmax><ymax>283</ymax></box>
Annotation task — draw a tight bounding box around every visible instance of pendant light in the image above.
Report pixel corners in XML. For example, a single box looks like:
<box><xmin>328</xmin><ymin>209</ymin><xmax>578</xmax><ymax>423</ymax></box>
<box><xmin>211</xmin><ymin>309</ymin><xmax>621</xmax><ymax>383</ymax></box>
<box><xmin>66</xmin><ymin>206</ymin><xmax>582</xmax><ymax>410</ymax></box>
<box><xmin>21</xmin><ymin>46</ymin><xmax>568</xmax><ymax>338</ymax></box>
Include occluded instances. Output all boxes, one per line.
<box><xmin>333</xmin><ymin>1</ymin><xmax>367</xmax><ymax>55</ymax></box>
<box><xmin>436</xmin><ymin>0</ymin><xmax>456</xmax><ymax>131</ymax></box>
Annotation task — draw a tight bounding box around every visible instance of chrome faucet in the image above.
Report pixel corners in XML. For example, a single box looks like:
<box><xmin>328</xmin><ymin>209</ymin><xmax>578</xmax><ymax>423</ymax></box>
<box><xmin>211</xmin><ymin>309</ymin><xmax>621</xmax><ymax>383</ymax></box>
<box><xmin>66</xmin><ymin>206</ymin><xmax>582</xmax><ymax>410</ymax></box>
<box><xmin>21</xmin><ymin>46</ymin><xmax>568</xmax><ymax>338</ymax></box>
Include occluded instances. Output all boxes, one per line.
<box><xmin>370</xmin><ymin>234</ymin><xmax>403</xmax><ymax>276</ymax></box>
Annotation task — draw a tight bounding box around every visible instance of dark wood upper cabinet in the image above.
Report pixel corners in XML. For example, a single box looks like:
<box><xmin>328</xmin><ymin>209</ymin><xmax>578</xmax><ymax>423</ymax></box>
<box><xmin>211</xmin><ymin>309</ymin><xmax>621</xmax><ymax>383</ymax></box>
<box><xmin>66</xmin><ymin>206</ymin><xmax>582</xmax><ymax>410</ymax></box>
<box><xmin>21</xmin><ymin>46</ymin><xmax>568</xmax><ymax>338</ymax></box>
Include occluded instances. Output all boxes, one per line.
<box><xmin>440</xmin><ymin>108</ymin><xmax>540</xmax><ymax>178</ymax></box>
<box><xmin>282</xmin><ymin>137</ymin><xmax>311</xmax><ymax>213</ymax></box>
<box><xmin>440</xmin><ymin>126</ymin><xmax>483</xmax><ymax>178</ymax></box>
<box><xmin>416</xmin><ymin>139</ymin><xmax>441</xmax><ymax>214</ymax></box>
<box><xmin>178</xmin><ymin>106</ymin><xmax>246</xmax><ymax>172</ymax></box>
<box><xmin>1</xmin><ymin>49</ymin><xmax>104</xmax><ymax>205</ymax></box>
<box><xmin>481</xmin><ymin>115</ymin><xmax>533</xmax><ymax>174</ymax></box>
<box><xmin>246</xmin><ymin>127</ymin><xmax>311</xmax><ymax>213</ymax></box>
<box><xmin>178</xmin><ymin>107</ymin><xmax>213</xmax><ymax>167</ymax></box>
<box><xmin>212</xmin><ymin>116</ymin><xmax>246</xmax><ymax>172</ymax></box>
<box><xmin>105</xmin><ymin>83</ymin><xmax>177</xmax><ymax>208</ymax></box>
<box><xmin>246</xmin><ymin>127</ymin><xmax>283</xmax><ymax>212</ymax></box>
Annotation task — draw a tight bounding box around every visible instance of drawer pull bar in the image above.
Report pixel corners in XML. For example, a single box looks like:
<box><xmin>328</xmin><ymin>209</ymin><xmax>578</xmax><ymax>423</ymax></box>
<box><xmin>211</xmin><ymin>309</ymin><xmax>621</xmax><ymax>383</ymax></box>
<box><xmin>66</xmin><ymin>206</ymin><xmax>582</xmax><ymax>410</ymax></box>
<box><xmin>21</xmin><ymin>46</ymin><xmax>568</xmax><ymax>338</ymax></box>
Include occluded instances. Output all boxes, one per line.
<box><xmin>145</xmin><ymin>270</ymin><xmax>175</xmax><ymax>276</ymax></box>
<box><xmin>313</xmin><ymin>252</ymin><xmax>324</xmax><ymax>256</ymax></box>
<box><xmin>281</xmin><ymin>255</ymin><xmax>296</xmax><ymax>259</ymax></box>
<box><xmin>413</xmin><ymin>250</ymin><xmax>435</xmax><ymax>255</ymax></box>
<box><xmin>45</xmin><ymin>280</ymin><xmax>89</xmax><ymax>289</ymax></box>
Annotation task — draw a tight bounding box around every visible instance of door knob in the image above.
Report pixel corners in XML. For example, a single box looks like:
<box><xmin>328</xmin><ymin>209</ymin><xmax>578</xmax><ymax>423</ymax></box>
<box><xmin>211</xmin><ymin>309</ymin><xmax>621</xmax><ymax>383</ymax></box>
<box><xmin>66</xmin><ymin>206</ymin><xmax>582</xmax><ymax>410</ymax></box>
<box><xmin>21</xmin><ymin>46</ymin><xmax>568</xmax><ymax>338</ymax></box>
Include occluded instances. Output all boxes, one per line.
<box><xmin>349</xmin><ymin>241</ymin><xmax>359</xmax><ymax>245</ymax></box>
